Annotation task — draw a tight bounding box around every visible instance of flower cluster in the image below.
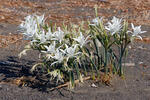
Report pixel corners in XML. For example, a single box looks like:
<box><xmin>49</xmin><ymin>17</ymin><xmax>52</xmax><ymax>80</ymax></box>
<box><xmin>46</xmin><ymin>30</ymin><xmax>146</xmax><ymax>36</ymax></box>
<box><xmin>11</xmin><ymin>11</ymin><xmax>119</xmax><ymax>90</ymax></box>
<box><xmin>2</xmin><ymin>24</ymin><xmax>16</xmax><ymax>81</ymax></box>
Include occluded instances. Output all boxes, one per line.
<box><xmin>19</xmin><ymin>13</ymin><xmax>146</xmax><ymax>89</ymax></box>
<box><xmin>19</xmin><ymin>14</ymin><xmax>90</xmax><ymax>87</ymax></box>
<box><xmin>89</xmin><ymin>16</ymin><xmax>146</xmax><ymax>76</ymax></box>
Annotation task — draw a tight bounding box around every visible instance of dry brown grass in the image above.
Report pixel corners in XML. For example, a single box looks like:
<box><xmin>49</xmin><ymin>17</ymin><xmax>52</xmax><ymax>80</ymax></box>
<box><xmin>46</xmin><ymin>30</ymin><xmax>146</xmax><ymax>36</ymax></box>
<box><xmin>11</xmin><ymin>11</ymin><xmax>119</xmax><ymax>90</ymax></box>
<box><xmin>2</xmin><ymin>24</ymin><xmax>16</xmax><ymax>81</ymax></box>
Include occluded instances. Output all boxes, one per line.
<box><xmin>0</xmin><ymin>0</ymin><xmax>149</xmax><ymax>48</ymax></box>
<box><xmin>0</xmin><ymin>34</ymin><xmax>22</xmax><ymax>48</ymax></box>
<box><xmin>0</xmin><ymin>0</ymin><xmax>149</xmax><ymax>25</ymax></box>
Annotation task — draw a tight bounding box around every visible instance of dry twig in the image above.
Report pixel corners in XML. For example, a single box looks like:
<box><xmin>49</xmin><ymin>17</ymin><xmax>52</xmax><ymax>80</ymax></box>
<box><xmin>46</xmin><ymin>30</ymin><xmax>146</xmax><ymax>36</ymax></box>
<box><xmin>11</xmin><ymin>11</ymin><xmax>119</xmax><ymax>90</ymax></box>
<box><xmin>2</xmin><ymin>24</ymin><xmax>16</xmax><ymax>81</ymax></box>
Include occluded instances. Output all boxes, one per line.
<box><xmin>50</xmin><ymin>76</ymin><xmax>91</xmax><ymax>91</ymax></box>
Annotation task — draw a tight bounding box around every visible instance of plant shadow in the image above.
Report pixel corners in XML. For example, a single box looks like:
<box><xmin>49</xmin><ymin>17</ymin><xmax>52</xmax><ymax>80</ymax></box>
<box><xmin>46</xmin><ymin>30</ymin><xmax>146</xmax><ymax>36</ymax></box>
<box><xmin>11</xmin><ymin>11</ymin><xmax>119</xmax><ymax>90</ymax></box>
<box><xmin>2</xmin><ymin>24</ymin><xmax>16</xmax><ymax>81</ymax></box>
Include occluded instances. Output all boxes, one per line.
<box><xmin>0</xmin><ymin>56</ymin><xmax>58</xmax><ymax>93</ymax></box>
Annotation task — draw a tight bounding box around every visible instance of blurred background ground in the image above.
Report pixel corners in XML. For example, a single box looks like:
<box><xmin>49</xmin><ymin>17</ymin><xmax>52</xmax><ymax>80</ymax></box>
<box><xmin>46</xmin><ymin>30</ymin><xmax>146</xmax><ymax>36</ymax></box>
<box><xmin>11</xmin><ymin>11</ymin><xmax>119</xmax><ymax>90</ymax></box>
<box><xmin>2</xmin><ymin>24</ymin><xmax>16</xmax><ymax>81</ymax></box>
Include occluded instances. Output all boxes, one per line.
<box><xmin>0</xmin><ymin>0</ymin><xmax>150</xmax><ymax>25</ymax></box>
<box><xmin>0</xmin><ymin>0</ymin><xmax>150</xmax><ymax>100</ymax></box>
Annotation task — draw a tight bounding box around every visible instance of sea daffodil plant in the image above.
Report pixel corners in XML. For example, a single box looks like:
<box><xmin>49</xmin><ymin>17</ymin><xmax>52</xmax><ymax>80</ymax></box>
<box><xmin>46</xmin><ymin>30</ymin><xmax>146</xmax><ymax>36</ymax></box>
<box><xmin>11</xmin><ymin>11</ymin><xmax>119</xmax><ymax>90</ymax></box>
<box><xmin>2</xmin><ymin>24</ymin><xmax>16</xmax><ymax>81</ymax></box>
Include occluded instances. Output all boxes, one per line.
<box><xmin>19</xmin><ymin>14</ymin><xmax>90</xmax><ymax>88</ymax></box>
<box><xmin>88</xmin><ymin>15</ymin><xmax>146</xmax><ymax>76</ymax></box>
<box><xmin>19</xmin><ymin>12</ymin><xmax>146</xmax><ymax>89</ymax></box>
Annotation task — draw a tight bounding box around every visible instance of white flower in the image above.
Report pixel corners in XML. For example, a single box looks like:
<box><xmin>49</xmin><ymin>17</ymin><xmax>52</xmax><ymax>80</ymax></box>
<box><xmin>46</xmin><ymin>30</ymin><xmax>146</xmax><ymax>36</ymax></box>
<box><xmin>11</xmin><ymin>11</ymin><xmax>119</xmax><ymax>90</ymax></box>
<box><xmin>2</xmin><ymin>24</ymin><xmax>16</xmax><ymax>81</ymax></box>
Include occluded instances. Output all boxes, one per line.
<box><xmin>45</xmin><ymin>28</ymin><xmax>53</xmax><ymax>40</ymax></box>
<box><xmin>73</xmin><ymin>32</ymin><xmax>90</xmax><ymax>47</ymax></box>
<box><xmin>105</xmin><ymin>16</ymin><xmax>122</xmax><ymax>35</ymax></box>
<box><xmin>52</xmin><ymin>27</ymin><xmax>64</xmax><ymax>43</ymax></box>
<box><xmin>20</xmin><ymin>15</ymin><xmax>38</xmax><ymax>40</ymax></box>
<box><xmin>64</xmin><ymin>44</ymin><xmax>81</xmax><ymax>61</ymax></box>
<box><xmin>35</xmin><ymin>14</ymin><xmax>45</xmax><ymax>25</ymax></box>
<box><xmin>50</xmin><ymin>49</ymin><xmax>64</xmax><ymax>66</ymax></box>
<box><xmin>130</xmin><ymin>23</ymin><xmax>146</xmax><ymax>40</ymax></box>
<box><xmin>44</xmin><ymin>41</ymin><xmax>56</xmax><ymax>54</ymax></box>
<box><xmin>91</xmin><ymin>17</ymin><xmax>103</xmax><ymax>25</ymax></box>
<box><xmin>19</xmin><ymin>14</ymin><xmax>45</xmax><ymax>40</ymax></box>
<box><xmin>35</xmin><ymin>30</ymin><xmax>47</xmax><ymax>44</ymax></box>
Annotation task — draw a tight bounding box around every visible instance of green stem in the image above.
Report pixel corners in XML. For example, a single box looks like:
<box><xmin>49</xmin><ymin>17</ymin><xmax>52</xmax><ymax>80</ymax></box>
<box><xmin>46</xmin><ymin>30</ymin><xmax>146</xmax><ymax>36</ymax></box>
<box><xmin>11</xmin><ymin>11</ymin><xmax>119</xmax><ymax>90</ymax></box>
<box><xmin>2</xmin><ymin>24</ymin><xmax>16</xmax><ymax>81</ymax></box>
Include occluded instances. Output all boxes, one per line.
<box><xmin>104</xmin><ymin>48</ymin><xmax>108</xmax><ymax>74</ymax></box>
<box><xmin>93</xmin><ymin>39</ymin><xmax>100</xmax><ymax>66</ymax></box>
<box><xmin>119</xmin><ymin>52</ymin><xmax>123</xmax><ymax>76</ymax></box>
<box><xmin>119</xmin><ymin>43</ymin><xmax>128</xmax><ymax>76</ymax></box>
<box><xmin>90</xmin><ymin>58</ymin><xmax>100</xmax><ymax>78</ymax></box>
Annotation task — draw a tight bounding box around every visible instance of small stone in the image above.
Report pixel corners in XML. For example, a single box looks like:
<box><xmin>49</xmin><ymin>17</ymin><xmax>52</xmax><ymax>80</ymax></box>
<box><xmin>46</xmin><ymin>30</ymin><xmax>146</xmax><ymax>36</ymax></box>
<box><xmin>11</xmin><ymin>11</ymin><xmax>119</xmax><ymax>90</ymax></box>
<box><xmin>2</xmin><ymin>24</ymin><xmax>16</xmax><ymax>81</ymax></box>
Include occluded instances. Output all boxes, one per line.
<box><xmin>139</xmin><ymin>62</ymin><xmax>143</xmax><ymax>64</ymax></box>
<box><xmin>128</xmin><ymin>45</ymin><xmax>132</xmax><ymax>49</ymax></box>
<box><xmin>91</xmin><ymin>83</ymin><xmax>98</xmax><ymax>88</ymax></box>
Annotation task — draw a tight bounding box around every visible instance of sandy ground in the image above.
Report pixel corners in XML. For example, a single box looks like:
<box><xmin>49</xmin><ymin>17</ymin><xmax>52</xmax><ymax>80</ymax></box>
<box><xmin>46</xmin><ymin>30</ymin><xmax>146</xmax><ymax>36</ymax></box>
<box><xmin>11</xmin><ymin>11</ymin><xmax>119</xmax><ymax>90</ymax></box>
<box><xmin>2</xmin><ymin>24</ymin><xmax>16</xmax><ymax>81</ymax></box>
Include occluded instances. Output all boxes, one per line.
<box><xmin>0</xmin><ymin>0</ymin><xmax>150</xmax><ymax>100</ymax></box>
<box><xmin>0</xmin><ymin>34</ymin><xmax>150</xmax><ymax>100</ymax></box>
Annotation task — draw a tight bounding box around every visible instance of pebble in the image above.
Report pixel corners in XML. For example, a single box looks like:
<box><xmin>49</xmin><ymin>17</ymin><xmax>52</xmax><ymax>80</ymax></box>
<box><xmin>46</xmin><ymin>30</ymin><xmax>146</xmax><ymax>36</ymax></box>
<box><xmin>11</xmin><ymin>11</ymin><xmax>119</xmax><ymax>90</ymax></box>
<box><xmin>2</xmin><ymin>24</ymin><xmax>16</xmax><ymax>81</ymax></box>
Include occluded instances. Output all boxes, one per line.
<box><xmin>91</xmin><ymin>83</ymin><xmax>98</xmax><ymax>88</ymax></box>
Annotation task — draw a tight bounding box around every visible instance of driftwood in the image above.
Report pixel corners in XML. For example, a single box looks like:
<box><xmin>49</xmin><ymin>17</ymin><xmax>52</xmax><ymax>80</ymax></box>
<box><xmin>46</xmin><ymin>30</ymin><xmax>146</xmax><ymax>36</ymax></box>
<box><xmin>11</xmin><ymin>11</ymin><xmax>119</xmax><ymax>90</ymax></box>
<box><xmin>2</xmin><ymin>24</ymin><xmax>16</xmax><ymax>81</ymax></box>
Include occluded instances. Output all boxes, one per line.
<box><xmin>50</xmin><ymin>76</ymin><xmax>91</xmax><ymax>91</ymax></box>
<box><xmin>122</xmin><ymin>63</ymin><xmax>135</xmax><ymax>67</ymax></box>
